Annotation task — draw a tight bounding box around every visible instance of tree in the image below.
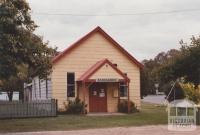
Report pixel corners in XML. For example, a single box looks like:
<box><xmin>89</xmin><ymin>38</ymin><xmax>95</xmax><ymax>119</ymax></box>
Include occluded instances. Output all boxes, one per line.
<box><xmin>0</xmin><ymin>0</ymin><xmax>56</xmax><ymax>101</ymax></box>
<box><xmin>158</xmin><ymin>36</ymin><xmax>200</xmax><ymax>88</ymax></box>
<box><xmin>140</xmin><ymin>49</ymin><xmax>180</xmax><ymax>97</ymax></box>
<box><xmin>141</xmin><ymin>59</ymin><xmax>157</xmax><ymax>96</ymax></box>
<box><xmin>0</xmin><ymin>64</ymin><xmax>27</xmax><ymax>101</ymax></box>
<box><xmin>179</xmin><ymin>37</ymin><xmax>200</xmax><ymax>87</ymax></box>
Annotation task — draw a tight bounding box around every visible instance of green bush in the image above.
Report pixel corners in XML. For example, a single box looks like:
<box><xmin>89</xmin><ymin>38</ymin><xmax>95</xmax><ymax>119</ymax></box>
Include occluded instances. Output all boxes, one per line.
<box><xmin>65</xmin><ymin>98</ymin><xmax>87</xmax><ymax>114</ymax></box>
<box><xmin>118</xmin><ymin>100</ymin><xmax>138</xmax><ymax>113</ymax></box>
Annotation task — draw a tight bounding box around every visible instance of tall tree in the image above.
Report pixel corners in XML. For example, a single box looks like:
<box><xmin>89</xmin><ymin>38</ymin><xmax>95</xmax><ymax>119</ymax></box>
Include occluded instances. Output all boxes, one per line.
<box><xmin>0</xmin><ymin>0</ymin><xmax>56</xmax><ymax>101</ymax></box>
<box><xmin>141</xmin><ymin>49</ymin><xmax>180</xmax><ymax>97</ymax></box>
<box><xmin>179</xmin><ymin>37</ymin><xmax>200</xmax><ymax>87</ymax></box>
<box><xmin>159</xmin><ymin>36</ymin><xmax>200</xmax><ymax>88</ymax></box>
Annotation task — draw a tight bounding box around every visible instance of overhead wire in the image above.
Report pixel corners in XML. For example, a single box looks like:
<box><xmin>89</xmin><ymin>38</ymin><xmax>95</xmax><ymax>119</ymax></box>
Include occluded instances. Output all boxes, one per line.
<box><xmin>31</xmin><ymin>8</ymin><xmax>200</xmax><ymax>17</ymax></box>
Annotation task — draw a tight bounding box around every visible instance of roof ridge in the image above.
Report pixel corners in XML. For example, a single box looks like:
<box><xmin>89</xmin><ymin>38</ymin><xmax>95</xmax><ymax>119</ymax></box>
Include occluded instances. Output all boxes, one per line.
<box><xmin>52</xmin><ymin>27</ymin><xmax>143</xmax><ymax>69</ymax></box>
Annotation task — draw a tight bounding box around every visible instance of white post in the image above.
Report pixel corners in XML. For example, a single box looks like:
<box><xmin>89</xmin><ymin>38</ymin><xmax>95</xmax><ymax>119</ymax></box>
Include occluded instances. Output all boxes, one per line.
<box><xmin>168</xmin><ymin>106</ymin><xmax>170</xmax><ymax>124</ymax></box>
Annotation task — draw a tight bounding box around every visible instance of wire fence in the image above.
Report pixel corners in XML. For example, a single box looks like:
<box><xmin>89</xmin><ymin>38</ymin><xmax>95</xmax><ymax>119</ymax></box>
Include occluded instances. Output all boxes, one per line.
<box><xmin>0</xmin><ymin>99</ymin><xmax>57</xmax><ymax>119</ymax></box>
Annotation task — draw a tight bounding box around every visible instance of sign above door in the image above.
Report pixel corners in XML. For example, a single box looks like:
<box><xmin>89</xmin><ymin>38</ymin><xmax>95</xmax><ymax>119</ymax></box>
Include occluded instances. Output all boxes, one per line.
<box><xmin>96</xmin><ymin>78</ymin><xmax>119</xmax><ymax>82</ymax></box>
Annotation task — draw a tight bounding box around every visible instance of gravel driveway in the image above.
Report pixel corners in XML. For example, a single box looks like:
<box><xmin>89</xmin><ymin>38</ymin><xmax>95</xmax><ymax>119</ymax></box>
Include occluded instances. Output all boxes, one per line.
<box><xmin>2</xmin><ymin>125</ymin><xmax>200</xmax><ymax>135</ymax></box>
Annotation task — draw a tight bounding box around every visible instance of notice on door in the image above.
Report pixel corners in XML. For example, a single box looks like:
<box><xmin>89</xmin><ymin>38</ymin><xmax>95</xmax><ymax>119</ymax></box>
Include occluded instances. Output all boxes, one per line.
<box><xmin>93</xmin><ymin>91</ymin><xmax>97</xmax><ymax>95</ymax></box>
<box><xmin>99</xmin><ymin>89</ymin><xmax>105</xmax><ymax>97</ymax></box>
<box><xmin>99</xmin><ymin>93</ymin><xmax>105</xmax><ymax>97</ymax></box>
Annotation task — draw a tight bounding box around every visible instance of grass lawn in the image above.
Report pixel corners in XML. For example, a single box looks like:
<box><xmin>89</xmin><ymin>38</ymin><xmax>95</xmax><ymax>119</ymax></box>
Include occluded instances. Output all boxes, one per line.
<box><xmin>0</xmin><ymin>102</ymin><xmax>167</xmax><ymax>133</ymax></box>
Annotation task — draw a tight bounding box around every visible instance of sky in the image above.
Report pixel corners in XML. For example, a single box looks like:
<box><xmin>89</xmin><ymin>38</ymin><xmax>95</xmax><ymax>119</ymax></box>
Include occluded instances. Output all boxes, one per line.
<box><xmin>27</xmin><ymin>0</ymin><xmax>200</xmax><ymax>61</ymax></box>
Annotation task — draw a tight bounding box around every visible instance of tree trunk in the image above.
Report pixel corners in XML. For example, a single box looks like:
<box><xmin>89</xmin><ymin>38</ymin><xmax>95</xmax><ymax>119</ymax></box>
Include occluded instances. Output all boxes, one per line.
<box><xmin>7</xmin><ymin>91</ymin><xmax>13</xmax><ymax>102</ymax></box>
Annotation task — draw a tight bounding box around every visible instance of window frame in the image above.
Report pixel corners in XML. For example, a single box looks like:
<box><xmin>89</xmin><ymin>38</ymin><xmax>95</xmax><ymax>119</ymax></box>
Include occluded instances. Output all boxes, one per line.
<box><xmin>67</xmin><ymin>72</ymin><xmax>75</xmax><ymax>97</ymax></box>
<box><xmin>119</xmin><ymin>82</ymin><xmax>128</xmax><ymax>97</ymax></box>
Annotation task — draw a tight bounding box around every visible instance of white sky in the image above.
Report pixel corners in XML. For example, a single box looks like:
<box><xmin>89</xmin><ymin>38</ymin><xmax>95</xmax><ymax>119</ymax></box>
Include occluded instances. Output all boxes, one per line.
<box><xmin>28</xmin><ymin>0</ymin><xmax>200</xmax><ymax>61</ymax></box>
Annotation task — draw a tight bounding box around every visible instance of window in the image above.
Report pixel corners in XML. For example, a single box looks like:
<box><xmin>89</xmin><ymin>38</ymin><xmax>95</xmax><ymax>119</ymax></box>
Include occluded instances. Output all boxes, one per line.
<box><xmin>67</xmin><ymin>72</ymin><xmax>75</xmax><ymax>97</ymax></box>
<box><xmin>170</xmin><ymin>107</ymin><xmax>176</xmax><ymax>116</ymax></box>
<box><xmin>119</xmin><ymin>82</ymin><xmax>127</xmax><ymax>97</ymax></box>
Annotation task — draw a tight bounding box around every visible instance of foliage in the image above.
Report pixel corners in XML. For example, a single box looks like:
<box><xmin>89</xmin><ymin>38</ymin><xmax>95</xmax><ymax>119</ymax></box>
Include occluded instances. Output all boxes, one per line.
<box><xmin>180</xmin><ymin>83</ymin><xmax>200</xmax><ymax>104</ymax></box>
<box><xmin>118</xmin><ymin>100</ymin><xmax>138</xmax><ymax>113</ymax></box>
<box><xmin>0</xmin><ymin>64</ymin><xmax>27</xmax><ymax>101</ymax></box>
<box><xmin>158</xmin><ymin>36</ymin><xmax>200</xmax><ymax>88</ymax></box>
<box><xmin>64</xmin><ymin>98</ymin><xmax>87</xmax><ymax>114</ymax></box>
<box><xmin>141</xmin><ymin>49</ymin><xmax>180</xmax><ymax>97</ymax></box>
<box><xmin>179</xmin><ymin>37</ymin><xmax>200</xmax><ymax>87</ymax></box>
<box><xmin>142</xmin><ymin>36</ymin><xmax>200</xmax><ymax>97</ymax></box>
<box><xmin>0</xmin><ymin>0</ymin><xmax>56</xmax><ymax>100</ymax></box>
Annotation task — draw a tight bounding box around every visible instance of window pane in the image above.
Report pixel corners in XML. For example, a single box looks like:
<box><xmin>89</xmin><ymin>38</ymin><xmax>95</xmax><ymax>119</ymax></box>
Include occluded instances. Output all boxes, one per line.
<box><xmin>187</xmin><ymin>108</ymin><xmax>194</xmax><ymax>116</ymax></box>
<box><xmin>177</xmin><ymin>107</ymin><xmax>186</xmax><ymax>116</ymax></box>
<box><xmin>67</xmin><ymin>85</ymin><xmax>75</xmax><ymax>97</ymax></box>
<box><xmin>67</xmin><ymin>73</ymin><xmax>75</xmax><ymax>84</ymax></box>
<box><xmin>67</xmin><ymin>72</ymin><xmax>75</xmax><ymax>97</ymax></box>
<box><xmin>170</xmin><ymin>107</ymin><xmax>176</xmax><ymax>116</ymax></box>
<box><xmin>120</xmin><ymin>82</ymin><xmax>127</xmax><ymax>97</ymax></box>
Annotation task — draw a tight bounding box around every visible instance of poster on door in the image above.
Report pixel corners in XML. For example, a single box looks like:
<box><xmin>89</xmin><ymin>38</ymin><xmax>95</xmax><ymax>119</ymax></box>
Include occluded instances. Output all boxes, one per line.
<box><xmin>99</xmin><ymin>89</ymin><xmax>105</xmax><ymax>97</ymax></box>
<box><xmin>93</xmin><ymin>90</ymin><xmax>97</xmax><ymax>96</ymax></box>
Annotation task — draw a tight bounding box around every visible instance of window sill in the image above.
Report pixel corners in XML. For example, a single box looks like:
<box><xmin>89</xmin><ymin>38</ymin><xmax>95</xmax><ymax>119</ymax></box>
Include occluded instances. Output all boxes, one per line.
<box><xmin>67</xmin><ymin>97</ymin><xmax>76</xmax><ymax>101</ymax></box>
<box><xmin>120</xmin><ymin>97</ymin><xmax>128</xmax><ymax>100</ymax></box>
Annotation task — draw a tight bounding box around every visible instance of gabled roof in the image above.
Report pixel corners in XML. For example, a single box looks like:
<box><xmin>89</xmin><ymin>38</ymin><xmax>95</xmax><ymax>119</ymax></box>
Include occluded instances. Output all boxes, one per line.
<box><xmin>52</xmin><ymin>26</ymin><xmax>143</xmax><ymax>69</ymax></box>
<box><xmin>77</xmin><ymin>59</ymin><xmax>130</xmax><ymax>82</ymax></box>
<box><xmin>169</xmin><ymin>99</ymin><xmax>195</xmax><ymax>107</ymax></box>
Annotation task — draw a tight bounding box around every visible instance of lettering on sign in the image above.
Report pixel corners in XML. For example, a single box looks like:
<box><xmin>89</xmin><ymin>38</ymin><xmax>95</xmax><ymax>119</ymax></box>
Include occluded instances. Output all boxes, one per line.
<box><xmin>96</xmin><ymin>78</ymin><xmax>118</xmax><ymax>82</ymax></box>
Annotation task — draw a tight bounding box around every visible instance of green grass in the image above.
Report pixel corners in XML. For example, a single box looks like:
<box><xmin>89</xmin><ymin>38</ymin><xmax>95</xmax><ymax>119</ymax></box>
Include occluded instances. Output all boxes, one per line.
<box><xmin>0</xmin><ymin>102</ymin><xmax>167</xmax><ymax>133</ymax></box>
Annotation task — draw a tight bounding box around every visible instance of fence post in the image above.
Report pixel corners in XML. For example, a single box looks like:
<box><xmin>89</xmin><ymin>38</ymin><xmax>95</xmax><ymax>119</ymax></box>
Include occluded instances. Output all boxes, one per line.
<box><xmin>56</xmin><ymin>99</ymin><xmax>58</xmax><ymax>116</ymax></box>
<box><xmin>0</xmin><ymin>99</ymin><xmax>58</xmax><ymax>119</ymax></box>
<box><xmin>51</xmin><ymin>99</ymin><xmax>53</xmax><ymax>116</ymax></box>
<box><xmin>51</xmin><ymin>99</ymin><xmax>56</xmax><ymax>116</ymax></box>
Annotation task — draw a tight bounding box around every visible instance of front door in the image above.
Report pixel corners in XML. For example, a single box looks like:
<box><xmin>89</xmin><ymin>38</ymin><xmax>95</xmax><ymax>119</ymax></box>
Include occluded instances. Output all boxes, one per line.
<box><xmin>89</xmin><ymin>83</ymin><xmax>107</xmax><ymax>112</ymax></box>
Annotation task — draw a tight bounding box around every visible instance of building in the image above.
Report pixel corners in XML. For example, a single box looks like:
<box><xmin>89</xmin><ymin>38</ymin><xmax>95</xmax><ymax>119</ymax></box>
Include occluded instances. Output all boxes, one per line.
<box><xmin>25</xmin><ymin>27</ymin><xmax>143</xmax><ymax>113</ymax></box>
<box><xmin>0</xmin><ymin>91</ymin><xmax>19</xmax><ymax>101</ymax></box>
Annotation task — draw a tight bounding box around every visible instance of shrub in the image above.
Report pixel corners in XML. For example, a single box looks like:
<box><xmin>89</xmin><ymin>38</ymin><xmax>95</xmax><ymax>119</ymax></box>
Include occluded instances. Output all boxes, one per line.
<box><xmin>118</xmin><ymin>100</ymin><xmax>138</xmax><ymax>113</ymax></box>
<box><xmin>65</xmin><ymin>98</ymin><xmax>87</xmax><ymax>114</ymax></box>
<box><xmin>181</xmin><ymin>83</ymin><xmax>200</xmax><ymax>104</ymax></box>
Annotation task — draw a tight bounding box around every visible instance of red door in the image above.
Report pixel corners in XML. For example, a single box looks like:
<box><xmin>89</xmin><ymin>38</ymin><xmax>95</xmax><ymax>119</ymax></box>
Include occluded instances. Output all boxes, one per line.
<box><xmin>89</xmin><ymin>83</ymin><xmax>107</xmax><ymax>112</ymax></box>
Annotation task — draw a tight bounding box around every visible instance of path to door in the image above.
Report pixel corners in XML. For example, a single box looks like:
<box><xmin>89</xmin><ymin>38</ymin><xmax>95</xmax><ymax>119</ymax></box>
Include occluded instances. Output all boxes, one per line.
<box><xmin>3</xmin><ymin>125</ymin><xmax>200</xmax><ymax>135</ymax></box>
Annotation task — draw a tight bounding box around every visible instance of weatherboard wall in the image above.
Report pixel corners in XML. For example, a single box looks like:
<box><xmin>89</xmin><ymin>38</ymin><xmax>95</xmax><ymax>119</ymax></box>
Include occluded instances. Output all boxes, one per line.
<box><xmin>31</xmin><ymin>76</ymin><xmax>52</xmax><ymax>100</ymax></box>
